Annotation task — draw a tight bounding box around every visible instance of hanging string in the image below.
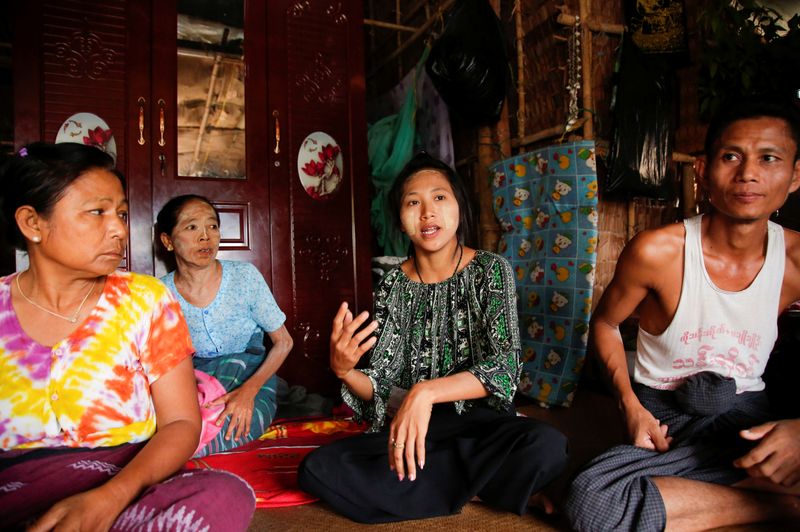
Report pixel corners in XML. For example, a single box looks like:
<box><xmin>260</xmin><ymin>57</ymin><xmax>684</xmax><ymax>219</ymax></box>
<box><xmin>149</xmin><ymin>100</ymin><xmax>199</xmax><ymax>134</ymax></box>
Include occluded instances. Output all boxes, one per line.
<box><xmin>564</xmin><ymin>15</ymin><xmax>582</xmax><ymax>135</ymax></box>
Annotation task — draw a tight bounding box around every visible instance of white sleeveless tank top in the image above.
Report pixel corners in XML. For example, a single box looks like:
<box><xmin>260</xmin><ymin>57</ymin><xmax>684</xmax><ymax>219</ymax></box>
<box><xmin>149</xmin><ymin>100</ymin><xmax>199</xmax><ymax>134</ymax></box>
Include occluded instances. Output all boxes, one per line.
<box><xmin>635</xmin><ymin>215</ymin><xmax>784</xmax><ymax>393</ymax></box>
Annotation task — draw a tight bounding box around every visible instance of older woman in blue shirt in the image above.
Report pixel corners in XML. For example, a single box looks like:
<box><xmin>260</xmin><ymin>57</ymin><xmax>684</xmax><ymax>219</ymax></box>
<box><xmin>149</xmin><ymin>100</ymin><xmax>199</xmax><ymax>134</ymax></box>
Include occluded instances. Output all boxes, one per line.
<box><xmin>158</xmin><ymin>194</ymin><xmax>293</xmax><ymax>456</ymax></box>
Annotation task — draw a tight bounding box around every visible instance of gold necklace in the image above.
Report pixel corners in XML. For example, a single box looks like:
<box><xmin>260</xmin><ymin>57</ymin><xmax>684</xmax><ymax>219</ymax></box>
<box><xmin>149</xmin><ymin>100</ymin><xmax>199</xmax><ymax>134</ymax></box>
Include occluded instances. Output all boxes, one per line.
<box><xmin>415</xmin><ymin>244</ymin><xmax>463</xmax><ymax>284</ymax></box>
<box><xmin>15</xmin><ymin>272</ymin><xmax>97</xmax><ymax>324</ymax></box>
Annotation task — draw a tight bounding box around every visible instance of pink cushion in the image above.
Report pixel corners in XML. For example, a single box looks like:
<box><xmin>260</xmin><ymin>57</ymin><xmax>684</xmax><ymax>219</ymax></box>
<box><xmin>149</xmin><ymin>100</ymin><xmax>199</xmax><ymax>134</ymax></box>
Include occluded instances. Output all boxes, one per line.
<box><xmin>194</xmin><ymin>369</ymin><xmax>226</xmax><ymax>455</ymax></box>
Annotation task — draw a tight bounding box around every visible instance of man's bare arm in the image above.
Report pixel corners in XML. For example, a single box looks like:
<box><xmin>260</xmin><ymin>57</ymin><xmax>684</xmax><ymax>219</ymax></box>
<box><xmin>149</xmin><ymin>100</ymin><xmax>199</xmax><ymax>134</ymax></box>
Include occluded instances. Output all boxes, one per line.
<box><xmin>591</xmin><ymin>227</ymin><xmax>681</xmax><ymax>451</ymax></box>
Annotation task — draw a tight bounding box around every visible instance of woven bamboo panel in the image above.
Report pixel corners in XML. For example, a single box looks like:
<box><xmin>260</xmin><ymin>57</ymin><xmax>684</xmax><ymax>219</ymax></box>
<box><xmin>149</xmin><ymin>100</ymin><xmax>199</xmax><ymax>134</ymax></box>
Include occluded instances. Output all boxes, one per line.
<box><xmin>517</xmin><ymin>0</ymin><xmax>573</xmax><ymax>138</ymax></box>
<box><xmin>506</xmin><ymin>0</ymin><xmax>622</xmax><ymax>146</ymax></box>
<box><xmin>594</xmin><ymin>198</ymin><xmax>626</xmax><ymax>303</ymax></box>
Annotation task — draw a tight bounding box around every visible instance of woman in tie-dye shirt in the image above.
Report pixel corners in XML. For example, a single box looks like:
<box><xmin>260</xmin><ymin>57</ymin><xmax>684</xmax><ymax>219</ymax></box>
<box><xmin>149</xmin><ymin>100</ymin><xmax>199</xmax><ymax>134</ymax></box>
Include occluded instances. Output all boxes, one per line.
<box><xmin>0</xmin><ymin>143</ymin><xmax>254</xmax><ymax>531</ymax></box>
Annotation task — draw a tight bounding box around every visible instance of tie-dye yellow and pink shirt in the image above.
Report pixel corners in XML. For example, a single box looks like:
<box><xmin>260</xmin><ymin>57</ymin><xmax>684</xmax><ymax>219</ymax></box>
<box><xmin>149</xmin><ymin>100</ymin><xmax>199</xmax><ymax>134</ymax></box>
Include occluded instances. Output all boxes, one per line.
<box><xmin>0</xmin><ymin>271</ymin><xmax>194</xmax><ymax>450</ymax></box>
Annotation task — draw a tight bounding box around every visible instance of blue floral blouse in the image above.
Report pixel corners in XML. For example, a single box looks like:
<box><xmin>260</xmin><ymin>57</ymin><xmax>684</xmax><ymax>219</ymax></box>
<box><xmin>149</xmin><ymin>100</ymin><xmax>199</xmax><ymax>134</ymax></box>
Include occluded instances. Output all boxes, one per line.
<box><xmin>162</xmin><ymin>260</ymin><xmax>285</xmax><ymax>357</ymax></box>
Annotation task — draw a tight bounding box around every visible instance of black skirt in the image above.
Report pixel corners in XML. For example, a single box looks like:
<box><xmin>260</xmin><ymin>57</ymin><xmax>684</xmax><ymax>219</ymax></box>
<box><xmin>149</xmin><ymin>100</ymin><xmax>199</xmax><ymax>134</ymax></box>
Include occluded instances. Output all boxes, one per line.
<box><xmin>298</xmin><ymin>403</ymin><xmax>568</xmax><ymax>523</ymax></box>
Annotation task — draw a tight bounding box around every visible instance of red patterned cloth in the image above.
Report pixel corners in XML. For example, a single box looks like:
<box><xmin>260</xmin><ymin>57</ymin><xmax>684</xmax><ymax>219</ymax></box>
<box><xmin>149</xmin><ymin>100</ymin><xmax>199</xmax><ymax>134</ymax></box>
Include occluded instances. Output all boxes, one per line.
<box><xmin>186</xmin><ymin>417</ymin><xmax>367</xmax><ymax>508</ymax></box>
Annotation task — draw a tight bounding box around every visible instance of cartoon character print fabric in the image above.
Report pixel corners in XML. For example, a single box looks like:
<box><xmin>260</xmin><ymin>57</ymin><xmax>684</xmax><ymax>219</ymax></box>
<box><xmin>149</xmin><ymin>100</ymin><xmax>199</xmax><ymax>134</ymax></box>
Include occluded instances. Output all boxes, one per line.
<box><xmin>490</xmin><ymin>141</ymin><xmax>599</xmax><ymax>407</ymax></box>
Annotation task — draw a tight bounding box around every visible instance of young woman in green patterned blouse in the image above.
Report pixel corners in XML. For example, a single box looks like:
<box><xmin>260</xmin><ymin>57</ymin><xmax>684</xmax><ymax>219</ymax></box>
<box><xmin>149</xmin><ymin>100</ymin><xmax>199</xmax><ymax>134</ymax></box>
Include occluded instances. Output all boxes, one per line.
<box><xmin>298</xmin><ymin>152</ymin><xmax>568</xmax><ymax>523</ymax></box>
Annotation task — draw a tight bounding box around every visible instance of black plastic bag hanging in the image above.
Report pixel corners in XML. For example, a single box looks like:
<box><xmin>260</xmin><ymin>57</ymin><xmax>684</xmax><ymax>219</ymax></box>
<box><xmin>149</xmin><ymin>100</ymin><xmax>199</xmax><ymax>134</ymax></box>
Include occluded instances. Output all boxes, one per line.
<box><xmin>425</xmin><ymin>0</ymin><xmax>509</xmax><ymax>125</ymax></box>
<box><xmin>605</xmin><ymin>34</ymin><xmax>675</xmax><ymax>200</ymax></box>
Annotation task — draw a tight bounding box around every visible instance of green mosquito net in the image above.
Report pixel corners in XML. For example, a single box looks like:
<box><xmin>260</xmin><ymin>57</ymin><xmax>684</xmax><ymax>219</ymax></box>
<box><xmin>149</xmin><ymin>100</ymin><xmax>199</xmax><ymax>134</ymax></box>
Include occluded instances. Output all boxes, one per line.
<box><xmin>368</xmin><ymin>49</ymin><xmax>430</xmax><ymax>257</ymax></box>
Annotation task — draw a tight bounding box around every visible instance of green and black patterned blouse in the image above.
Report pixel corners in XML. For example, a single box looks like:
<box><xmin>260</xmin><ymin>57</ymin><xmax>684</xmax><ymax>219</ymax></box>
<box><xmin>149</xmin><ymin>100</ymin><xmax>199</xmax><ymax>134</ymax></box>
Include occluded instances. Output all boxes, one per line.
<box><xmin>343</xmin><ymin>250</ymin><xmax>522</xmax><ymax>431</ymax></box>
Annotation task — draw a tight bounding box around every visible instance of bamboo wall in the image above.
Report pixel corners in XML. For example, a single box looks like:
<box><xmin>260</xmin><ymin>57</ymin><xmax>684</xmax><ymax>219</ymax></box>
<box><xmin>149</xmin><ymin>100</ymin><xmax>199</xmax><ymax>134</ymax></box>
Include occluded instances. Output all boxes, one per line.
<box><xmin>493</xmin><ymin>0</ymin><xmax>712</xmax><ymax>300</ymax></box>
<box><xmin>364</xmin><ymin>0</ymin><xmax>715</xmax><ymax>299</ymax></box>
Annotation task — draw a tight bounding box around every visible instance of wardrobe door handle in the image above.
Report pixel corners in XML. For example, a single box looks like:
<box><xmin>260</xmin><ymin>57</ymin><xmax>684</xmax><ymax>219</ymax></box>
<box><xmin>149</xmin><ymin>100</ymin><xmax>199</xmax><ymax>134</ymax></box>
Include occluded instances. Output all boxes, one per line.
<box><xmin>158</xmin><ymin>99</ymin><xmax>166</xmax><ymax>147</ymax></box>
<box><xmin>273</xmin><ymin>110</ymin><xmax>280</xmax><ymax>154</ymax></box>
<box><xmin>137</xmin><ymin>97</ymin><xmax>146</xmax><ymax>146</ymax></box>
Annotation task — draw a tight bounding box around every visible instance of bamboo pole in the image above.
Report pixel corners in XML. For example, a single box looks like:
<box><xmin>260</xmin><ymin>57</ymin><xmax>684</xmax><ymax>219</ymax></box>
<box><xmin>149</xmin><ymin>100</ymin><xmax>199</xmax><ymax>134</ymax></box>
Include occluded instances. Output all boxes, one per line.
<box><xmin>405</xmin><ymin>0</ymin><xmax>436</xmax><ymax>23</ymax></box>
<box><xmin>477</xmin><ymin>127</ymin><xmax>501</xmax><ymax>252</ymax></box>
<box><xmin>368</xmin><ymin>0</ymin><xmax>456</xmax><ymax>78</ymax></box>
<box><xmin>512</xmin><ymin>126</ymin><xmax>562</xmax><ymax>148</ymax></box>
<box><xmin>579</xmin><ymin>0</ymin><xmax>593</xmax><ymax>140</ymax></box>
<box><xmin>190</xmin><ymin>30</ymin><xmax>228</xmax><ymax>176</ymax></box>
<box><xmin>681</xmin><ymin>163</ymin><xmax>697</xmax><ymax>218</ymax></box>
<box><xmin>627</xmin><ymin>201</ymin><xmax>637</xmax><ymax>240</ymax></box>
<box><xmin>363</xmin><ymin>19</ymin><xmax>418</xmax><ymax>33</ymax></box>
<box><xmin>177</xmin><ymin>48</ymin><xmax>241</xmax><ymax>65</ymax></box>
<box><xmin>475</xmin><ymin>0</ymin><xmax>505</xmax><ymax>253</ymax></box>
<box><xmin>497</xmin><ymin>109</ymin><xmax>512</xmax><ymax>157</ymax></box>
<box><xmin>496</xmin><ymin>92</ymin><xmax>512</xmax><ymax>159</ymax></box>
<box><xmin>511</xmin><ymin>119</ymin><xmax>588</xmax><ymax>148</ymax></box>
<box><xmin>556</xmin><ymin>13</ymin><xmax>624</xmax><ymax>35</ymax></box>
<box><xmin>514</xmin><ymin>0</ymin><xmax>526</xmax><ymax>146</ymax></box>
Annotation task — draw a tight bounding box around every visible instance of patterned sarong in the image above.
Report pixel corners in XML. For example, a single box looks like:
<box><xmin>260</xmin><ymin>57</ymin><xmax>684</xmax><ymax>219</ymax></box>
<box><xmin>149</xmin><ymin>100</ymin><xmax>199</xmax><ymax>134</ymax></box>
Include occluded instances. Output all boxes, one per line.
<box><xmin>0</xmin><ymin>443</ymin><xmax>255</xmax><ymax>530</ymax></box>
<box><xmin>565</xmin><ymin>374</ymin><xmax>776</xmax><ymax>531</ymax></box>
<box><xmin>193</xmin><ymin>352</ymin><xmax>278</xmax><ymax>457</ymax></box>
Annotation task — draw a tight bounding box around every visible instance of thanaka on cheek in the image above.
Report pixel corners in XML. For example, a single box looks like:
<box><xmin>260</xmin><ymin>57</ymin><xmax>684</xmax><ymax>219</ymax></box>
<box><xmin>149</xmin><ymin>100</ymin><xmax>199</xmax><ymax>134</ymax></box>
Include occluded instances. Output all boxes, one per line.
<box><xmin>401</xmin><ymin>212</ymin><xmax>417</xmax><ymax>236</ymax></box>
<box><xmin>438</xmin><ymin>203</ymin><xmax>453</xmax><ymax>231</ymax></box>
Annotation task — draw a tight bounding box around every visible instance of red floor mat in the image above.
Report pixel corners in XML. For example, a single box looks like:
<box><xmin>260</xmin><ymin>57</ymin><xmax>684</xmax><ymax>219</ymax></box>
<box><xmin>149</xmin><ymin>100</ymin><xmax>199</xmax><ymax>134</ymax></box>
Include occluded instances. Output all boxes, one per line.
<box><xmin>185</xmin><ymin>417</ymin><xmax>367</xmax><ymax>508</ymax></box>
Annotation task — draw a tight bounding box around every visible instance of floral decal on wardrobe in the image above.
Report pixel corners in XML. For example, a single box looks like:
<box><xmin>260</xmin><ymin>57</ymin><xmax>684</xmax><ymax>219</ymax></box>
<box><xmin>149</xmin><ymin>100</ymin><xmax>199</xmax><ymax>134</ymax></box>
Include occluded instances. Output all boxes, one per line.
<box><xmin>298</xmin><ymin>131</ymin><xmax>344</xmax><ymax>201</ymax></box>
<box><xmin>55</xmin><ymin>112</ymin><xmax>117</xmax><ymax>162</ymax></box>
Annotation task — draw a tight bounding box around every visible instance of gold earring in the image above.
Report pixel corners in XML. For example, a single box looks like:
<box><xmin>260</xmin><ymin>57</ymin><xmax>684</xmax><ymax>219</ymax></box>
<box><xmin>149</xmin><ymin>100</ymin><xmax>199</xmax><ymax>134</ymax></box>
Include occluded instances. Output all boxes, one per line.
<box><xmin>167</xmin><ymin>245</ymin><xmax>174</xmax><ymax>251</ymax></box>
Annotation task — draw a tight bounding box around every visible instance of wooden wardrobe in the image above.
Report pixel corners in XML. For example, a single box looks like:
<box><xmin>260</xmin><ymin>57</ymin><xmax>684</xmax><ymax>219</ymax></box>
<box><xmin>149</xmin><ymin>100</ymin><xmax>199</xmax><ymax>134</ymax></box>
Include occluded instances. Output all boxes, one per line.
<box><xmin>14</xmin><ymin>0</ymin><xmax>373</xmax><ymax>395</ymax></box>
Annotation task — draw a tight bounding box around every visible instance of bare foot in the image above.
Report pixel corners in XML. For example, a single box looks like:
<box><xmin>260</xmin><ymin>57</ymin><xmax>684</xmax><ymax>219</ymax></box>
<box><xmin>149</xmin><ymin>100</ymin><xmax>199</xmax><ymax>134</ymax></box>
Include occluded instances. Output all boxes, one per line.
<box><xmin>528</xmin><ymin>491</ymin><xmax>555</xmax><ymax>515</ymax></box>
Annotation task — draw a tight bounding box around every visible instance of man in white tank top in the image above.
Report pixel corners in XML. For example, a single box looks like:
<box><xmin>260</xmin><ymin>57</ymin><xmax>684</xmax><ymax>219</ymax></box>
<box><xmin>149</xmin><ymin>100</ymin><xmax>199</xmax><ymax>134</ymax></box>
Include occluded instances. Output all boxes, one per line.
<box><xmin>566</xmin><ymin>100</ymin><xmax>800</xmax><ymax>531</ymax></box>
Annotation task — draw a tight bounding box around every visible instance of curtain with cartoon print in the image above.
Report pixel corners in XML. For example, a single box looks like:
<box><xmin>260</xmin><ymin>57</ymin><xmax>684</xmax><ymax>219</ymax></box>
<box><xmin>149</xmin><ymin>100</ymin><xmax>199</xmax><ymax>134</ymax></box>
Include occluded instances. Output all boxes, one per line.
<box><xmin>490</xmin><ymin>140</ymin><xmax>599</xmax><ymax>407</ymax></box>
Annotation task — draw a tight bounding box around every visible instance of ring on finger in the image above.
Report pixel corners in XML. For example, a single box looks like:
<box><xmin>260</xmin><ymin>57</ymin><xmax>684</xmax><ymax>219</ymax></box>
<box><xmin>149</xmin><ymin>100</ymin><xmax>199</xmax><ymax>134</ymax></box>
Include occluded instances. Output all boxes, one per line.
<box><xmin>393</xmin><ymin>442</ymin><xmax>405</xmax><ymax>449</ymax></box>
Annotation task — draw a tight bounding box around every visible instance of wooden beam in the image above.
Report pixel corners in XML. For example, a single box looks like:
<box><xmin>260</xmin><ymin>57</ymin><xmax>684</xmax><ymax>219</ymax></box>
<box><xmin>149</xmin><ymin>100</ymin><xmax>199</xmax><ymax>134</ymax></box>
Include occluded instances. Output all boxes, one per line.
<box><xmin>579</xmin><ymin>0</ymin><xmax>594</xmax><ymax>140</ymax></box>
<box><xmin>514</xmin><ymin>0</ymin><xmax>526</xmax><ymax>144</ymax></box>
<box><xmin>403</xmin><ymin>0</ymin><xmax>435</xmax><ymax>24</ymax></box>
<box><xmin>556</xmin><ymin>13</ymin><xmax>624</xmax><ymax>35</ymax></box>
<box><xmin>627</xmin><ymin>201</ymin><xmax>637</xmax><ymax>240</ymax></box>
<box><xmin>363</xmin><ymin>19</ymin><xmax>418</xmax><ymax>33</ymax></box>
<box><xmin>368</xmin><ymin>0</ymin><xmax>456</xmax><ymax>77</ymax></box>
<box><xmin>511</xmin><ymin>120</ymin><xmax>587</xmax><ymax>148</ymax></box>
<box><xmin>681</xmin><ymin>162</ymin><xmax>697</xmax><ymax>218</ymax></box>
